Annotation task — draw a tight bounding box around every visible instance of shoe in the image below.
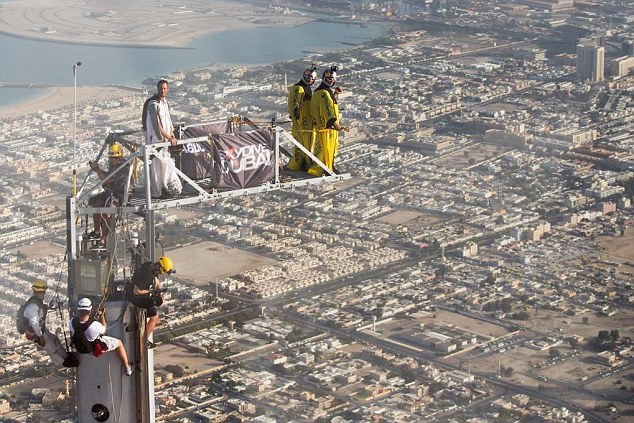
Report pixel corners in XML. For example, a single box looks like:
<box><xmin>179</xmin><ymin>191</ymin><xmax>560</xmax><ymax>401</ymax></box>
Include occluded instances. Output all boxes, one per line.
<box><xmin>91</xmin><ymin>241</ymin><xmax>106</xmax><ymax>251</ymax></box>
<box><xmin>86</xmin><ymin>231</ymin><xmax>101</xmax><ymax>241</ymax></box>
<box><xmin>147</xmin><ymin>341</ymin><xmax>158</xmax><ymax>349</ymax></box>
<box><xmin>125</xmin><ymin>364</ymin><xmax>134</xmax><ymax>376</ymax></box>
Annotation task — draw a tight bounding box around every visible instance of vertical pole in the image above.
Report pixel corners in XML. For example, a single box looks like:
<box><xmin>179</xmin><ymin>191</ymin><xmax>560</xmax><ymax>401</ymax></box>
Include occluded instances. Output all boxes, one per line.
<box><xmin>66</xmin><ymin>196</ymin><xmax>77</xmax><ymax>302</ymax></box>
<box><xmin>143</xmin><ymin>143</ymin><xmax>156</xmax><ymax>261</ymax></box>
<box><xmin>274</xmin><ymin>127</ymin><xmax>280</xmax><ymax>184</ymax></box>
<box><xmin>72</xmin><ymin>62</ymin><xmax>82</xmax><ymax>198</ymax></box>
<box><xmin>140</xmin><ymin>142</ymin><xmax>156</xmax><ymax>422</ymax></box>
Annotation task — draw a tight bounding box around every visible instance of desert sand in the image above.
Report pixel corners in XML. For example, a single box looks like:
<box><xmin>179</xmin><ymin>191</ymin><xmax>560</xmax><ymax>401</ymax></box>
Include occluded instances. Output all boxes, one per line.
<box><xmin>597</xmin><ymin>229</ymin><xmax>634</xmax><ymax>263</ymax></box>
<box><xmin>167</xmin><ymin>240</ymin><xmax>277</xmax><ymax>285</ymax></box>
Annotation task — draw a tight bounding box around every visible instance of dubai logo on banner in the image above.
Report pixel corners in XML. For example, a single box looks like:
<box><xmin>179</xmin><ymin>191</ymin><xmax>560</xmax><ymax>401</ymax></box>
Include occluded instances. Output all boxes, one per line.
<box><xmin>211</xmin><ymin>129</ymin><xmax>275</xmax><ymax>189</ymax></box>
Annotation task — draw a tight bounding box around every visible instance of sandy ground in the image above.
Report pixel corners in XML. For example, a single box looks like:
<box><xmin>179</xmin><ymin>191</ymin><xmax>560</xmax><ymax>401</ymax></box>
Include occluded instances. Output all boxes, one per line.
<box><xmin>0</xmin><ymin>86</ymin><xmax>139</xmax><ymax>119</ymax></box>
<box><xmin>376</xmin><ymin>209</ymin><xmax>444</xmax><ymax>226</ymax></box>
<box><xmin>9</xmin><ymin>239</ymin><xmax>65</xmax><ymax>259</ymax></box>
<box><xmin>154</xmin><ymin>343</ymin><xmax>222</xmax><ymax>376</ymax></box>
<box><xmin>598</xmin><ymin>229</ymin><xmax>634</xmax><ymax>263</ymax></box>
<box><xmin>434</xmin><ymin>143</ymin><xmax>508</xmax><ymax>169</ymax></box>
<box><xmin>167</xmin><ymin>240</ymin><xmax>277</xmax><ymax>286</ymax></box>
<box><xmin>0</xmin><ymin>0</ymin><xmax>313</xmax><ymax>48</ymax></box>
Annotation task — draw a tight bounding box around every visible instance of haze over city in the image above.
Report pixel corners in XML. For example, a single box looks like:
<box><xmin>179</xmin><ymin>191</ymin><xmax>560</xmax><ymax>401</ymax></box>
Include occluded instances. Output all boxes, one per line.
<box><xmin>0</xmin><ymin>1</ymin><xmax>633</xmax><ymax>422</ymax></box>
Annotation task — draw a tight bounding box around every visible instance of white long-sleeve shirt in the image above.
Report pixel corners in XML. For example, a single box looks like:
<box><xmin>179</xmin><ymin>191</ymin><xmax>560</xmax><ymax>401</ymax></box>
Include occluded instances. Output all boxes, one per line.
<box><xmin>23</xmin><ymin>301</ymin><xmax>45</xmax><ymax>337</ymax></box>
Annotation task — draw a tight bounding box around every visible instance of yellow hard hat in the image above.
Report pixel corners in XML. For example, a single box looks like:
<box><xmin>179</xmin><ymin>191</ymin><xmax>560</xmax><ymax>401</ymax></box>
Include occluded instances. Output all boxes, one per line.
<box><xmin>158</xmin><ymin>256</ymin><xmax>174</xmax><ymax>274</ymax></box>
<box><xmin>108</xmin><ymin>143</ymin><xmax>123</xmax><ymax>158</ymax></box>
<box><xmin>32</xmin><ymin>280</ymin><xmax>48</xmax><ymax>292</ymax></box>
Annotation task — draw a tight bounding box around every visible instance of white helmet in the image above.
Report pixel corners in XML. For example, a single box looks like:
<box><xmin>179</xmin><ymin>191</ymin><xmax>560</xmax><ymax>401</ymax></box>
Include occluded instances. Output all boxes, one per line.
<box><xmin>322</xmin><ymin>66</ymin><xmax>338</xmax><ymax>87</ymax></box>
<box><xmin>302</xmin><ymin>66</ymin><xmax>317</xmax><ymax>85</ymax></box>
<box><xmin>77</xmin><ymin>298</ymin><xmax>92</xmax><ymax>311</ymax></box>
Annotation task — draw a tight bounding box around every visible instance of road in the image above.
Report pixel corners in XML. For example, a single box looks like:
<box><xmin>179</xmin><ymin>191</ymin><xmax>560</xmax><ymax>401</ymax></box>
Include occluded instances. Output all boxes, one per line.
<box><xmin>279</xmin><ymin>310</ymin><xmax>611</xmax><ymax>423</ymax></box>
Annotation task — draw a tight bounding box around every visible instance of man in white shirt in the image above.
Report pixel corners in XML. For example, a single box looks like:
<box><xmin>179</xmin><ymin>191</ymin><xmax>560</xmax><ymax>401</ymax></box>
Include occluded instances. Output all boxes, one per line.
<box><xmin>145</xmin><ymin>79</ymin><xmax>181</xmax><ymax>198</ymax></box>
<box><xmin>23</xmin><ymin>280</ymin><xmax>68</xmax><ymax>365</ymax></box>
<box><xmin>69</xmin><ymin>298</ymin><xmax>133</xmax><ymax>376</ymax></box>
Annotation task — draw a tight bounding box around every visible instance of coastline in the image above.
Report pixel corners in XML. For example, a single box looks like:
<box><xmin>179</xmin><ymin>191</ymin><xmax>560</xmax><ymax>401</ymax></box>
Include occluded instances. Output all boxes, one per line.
<box><xmin>0</xmin><ymin>87</ymin><xmax>55</xmax><ymax>117</ymax></box>
<box><xmin>0</xmin><ymin>0</ymin><xmax>315</xmax><ymax>49</ymax></box>
<box><xmin>0</xmin><ymin>86</ymin><xmax>141</xmax><ymax>119</ymax></box>
<box><xmin>0</xmin><ymin>28</ymin><xmax>194</xmax><ymax>50</ymax></box>
<box><xmin>0</xmin><ymin>1</ymin><xmax>386</xmax><ymax>118</ymax></box>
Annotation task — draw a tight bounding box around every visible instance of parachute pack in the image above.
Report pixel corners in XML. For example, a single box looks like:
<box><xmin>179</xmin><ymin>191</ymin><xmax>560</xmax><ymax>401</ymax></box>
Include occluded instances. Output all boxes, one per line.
<box><xmin>15</xmin><ymin>296</ymin><xmax>41</xmax><ymax>334</ymax></box>
<box><xmin>141</xmin><ymin>94</ymin><xmax>160</xmax><ymax>132</ymax></box>
<box><xmin>71</xmin><ymin>318</ymin><xmax>95</xmax><ymax>354</ymax></box>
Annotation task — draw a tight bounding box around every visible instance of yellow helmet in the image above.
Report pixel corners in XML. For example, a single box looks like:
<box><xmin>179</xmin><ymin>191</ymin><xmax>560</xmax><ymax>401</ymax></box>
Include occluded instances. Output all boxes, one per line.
<box><xmin>32</xmin><ymin>280</ymin><xmax>48</xmax><ymax>292</ymax></box>
<box><xmin>158</xmin><ymin>256</ymin><xmax>174</xmax><ymax>274</ymax></box>
<box><xmin>108</xmin><ymin>143</ymin><xmax>123</xmax><ymax>158</ymax></box>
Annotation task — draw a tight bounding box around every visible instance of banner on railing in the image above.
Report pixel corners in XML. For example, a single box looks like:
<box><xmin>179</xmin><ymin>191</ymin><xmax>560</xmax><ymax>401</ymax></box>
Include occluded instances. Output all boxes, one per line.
<box><xmin>176</xmin><ymin>122</ymin><xmax>233</xmax><ymax>180</ymax></box>
<box><xmin>211</xmin><ymin>129</ymin><xmax>274</xmax><ymax>189</ymax></box>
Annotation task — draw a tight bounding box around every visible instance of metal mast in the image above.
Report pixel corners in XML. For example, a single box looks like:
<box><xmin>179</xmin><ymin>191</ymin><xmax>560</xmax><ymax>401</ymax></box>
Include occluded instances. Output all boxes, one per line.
<box><xmin>66</xmin><ymin>122</ymin><xmax>350</xmax><ymax>422</ymax></box>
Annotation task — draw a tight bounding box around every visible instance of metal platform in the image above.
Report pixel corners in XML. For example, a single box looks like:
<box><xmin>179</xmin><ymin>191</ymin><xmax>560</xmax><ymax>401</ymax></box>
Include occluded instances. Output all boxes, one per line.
<box><xmin>75</xmin><ymin>121</ymin><xmax>351</xmax><ymax>215</ymax></box>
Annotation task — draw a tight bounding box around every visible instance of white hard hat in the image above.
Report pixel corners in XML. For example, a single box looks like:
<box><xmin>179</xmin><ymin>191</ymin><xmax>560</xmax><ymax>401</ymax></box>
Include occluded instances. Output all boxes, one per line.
<box><xmin>77</xmin><ymin>298</ymin><xmax>92</xmax><ymax>311</ymax></box>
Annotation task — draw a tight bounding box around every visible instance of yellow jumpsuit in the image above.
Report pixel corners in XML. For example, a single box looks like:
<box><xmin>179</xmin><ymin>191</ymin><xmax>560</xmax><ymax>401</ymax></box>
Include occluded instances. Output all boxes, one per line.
<box><xmin>286</xmin><ymin>81</ymin><xmax>314</xmax><ymax>171</ymax></box>
<box><xmin>308</xmin><ymin>84</ymin><xmax>339</xmax><ymax>176</ymax></box>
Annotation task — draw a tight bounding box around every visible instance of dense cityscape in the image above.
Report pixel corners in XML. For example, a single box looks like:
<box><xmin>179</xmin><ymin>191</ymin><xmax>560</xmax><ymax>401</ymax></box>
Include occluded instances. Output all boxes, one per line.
<box><xmin>0</xmin><ymin>0</ymin><xmax>633</xmax><ymax>422</ymax></box>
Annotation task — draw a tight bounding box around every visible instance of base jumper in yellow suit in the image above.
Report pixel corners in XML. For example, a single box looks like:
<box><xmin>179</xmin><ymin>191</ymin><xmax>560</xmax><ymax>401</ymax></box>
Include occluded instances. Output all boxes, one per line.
<box><xmin>308</xmin><ymin>66</ymin><xmax>349</xmax><ymax>177</ymax></box>
<box><xmin>286</xmin><ymin>66</ymin><xmax>317</xmax><ymax>171</ymax></box>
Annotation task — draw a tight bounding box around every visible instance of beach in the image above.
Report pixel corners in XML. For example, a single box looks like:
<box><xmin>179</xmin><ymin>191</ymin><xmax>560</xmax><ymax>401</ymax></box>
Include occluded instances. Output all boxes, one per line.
<box><xmin>0</xmin><ymin>86</ymin><xmax>140</xmax><ymax>119</ymax></box>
